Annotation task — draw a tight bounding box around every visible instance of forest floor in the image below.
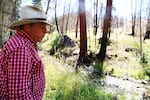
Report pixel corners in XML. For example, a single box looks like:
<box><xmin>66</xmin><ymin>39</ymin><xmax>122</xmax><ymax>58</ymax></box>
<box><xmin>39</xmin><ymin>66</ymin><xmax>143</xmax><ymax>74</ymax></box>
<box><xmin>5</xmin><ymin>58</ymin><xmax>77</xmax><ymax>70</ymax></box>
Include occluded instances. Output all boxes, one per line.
<box><xmin>1</xmin><ymin>29</ymin><xmax>150</xmax><ymax>99</ymax></box>
<box><xmin>39</xmin><ymin>47</ymin><xmax>150</xmax><ymax>100</ymax></box>
<box><xmin>41</xmin><ymin>30</ymin><xmax>150</xmax><ymax>100</ymax></box>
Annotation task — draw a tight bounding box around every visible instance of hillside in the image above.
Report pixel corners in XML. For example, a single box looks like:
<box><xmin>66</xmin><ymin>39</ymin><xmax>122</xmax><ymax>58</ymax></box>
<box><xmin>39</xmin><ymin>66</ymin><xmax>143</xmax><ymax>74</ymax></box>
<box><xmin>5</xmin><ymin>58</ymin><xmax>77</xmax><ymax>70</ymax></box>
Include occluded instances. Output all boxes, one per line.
<box><xmin>38</xmin><ymin>28</ymin><xmax>150</xmax><ymax>99</ymax></box>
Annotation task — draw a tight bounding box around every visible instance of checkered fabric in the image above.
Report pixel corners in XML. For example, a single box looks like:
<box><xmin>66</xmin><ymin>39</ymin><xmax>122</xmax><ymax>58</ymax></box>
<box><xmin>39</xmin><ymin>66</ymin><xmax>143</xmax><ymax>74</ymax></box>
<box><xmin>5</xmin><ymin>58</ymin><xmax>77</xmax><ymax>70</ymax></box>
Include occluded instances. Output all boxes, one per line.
<box><xmin>0</xmin><ymin>30</ymin><xmax>45</xmax><ymax>100</ymax></box>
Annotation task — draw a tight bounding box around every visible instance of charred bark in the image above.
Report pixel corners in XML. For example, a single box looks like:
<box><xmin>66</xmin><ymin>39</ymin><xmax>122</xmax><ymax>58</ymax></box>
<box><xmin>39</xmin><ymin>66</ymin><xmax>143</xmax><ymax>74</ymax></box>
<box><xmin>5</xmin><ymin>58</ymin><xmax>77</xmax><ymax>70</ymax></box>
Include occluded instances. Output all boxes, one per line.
<box><xmin>45</xmin><ymin>0</ymin><xmax>51</xmax><ymax>15</ymax></box>
<box><xmin>65</xmin><ymin>0</ymin><xmax>71</xmax><ymax>33</ymax></box>
<box><xmin>93</xmin><ymin>0</ymin><xmax>98</xmax><ymax>36</ymax></box>
<box><xmin>78</xmin><ymin>0</ymin><xmax>87</xmax><ymax>63</ymax></box>
<box><xmin>98</xmin><ymin>0</ymin><xmax>112</xmax><ymax>62</ymax></box>
<box><xmin>60</xmin><ymin>0</ymin><xmax>66</xmax><ymax>34</ymax></box>
<box><xmin>55</xmin><ymin>0</ymin><xmax>60</xmax><ymax>34</ymax></box>
<box><xmin>75</xmin><ymin>15</ymin><xmax>79</xmax><ymax>39</ymax></box>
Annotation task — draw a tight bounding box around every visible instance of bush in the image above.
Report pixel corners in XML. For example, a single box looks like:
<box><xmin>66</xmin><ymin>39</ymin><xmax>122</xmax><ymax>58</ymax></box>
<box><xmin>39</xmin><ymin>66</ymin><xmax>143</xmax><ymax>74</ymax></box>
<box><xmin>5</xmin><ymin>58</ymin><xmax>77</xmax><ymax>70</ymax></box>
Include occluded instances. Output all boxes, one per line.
<box><xmin>38</xmin><ymin>33</ymin><xmax>62</xmax><ymax>54</ymax></box>
<box><xmin>140</xmin><ymin>41</ymin><xmax>150</xmax><ymax>80</ymax></box>
<box><xmin>94</xmin><ymin>62</ymin><xmax>104</xmax><ymax>77</ymax></box>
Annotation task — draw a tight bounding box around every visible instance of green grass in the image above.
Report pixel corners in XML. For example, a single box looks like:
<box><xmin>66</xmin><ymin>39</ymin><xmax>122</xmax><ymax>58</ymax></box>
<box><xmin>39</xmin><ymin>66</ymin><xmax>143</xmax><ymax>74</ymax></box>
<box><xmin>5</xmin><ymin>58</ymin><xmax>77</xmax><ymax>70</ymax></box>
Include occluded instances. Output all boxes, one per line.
<box><xmin>37</xmin><ymin>30</ymin><xmax>150</xmax><ymax>100</ymax></box>
<box><xmin>39</xmin><ymin>31</ymin><xmax>150</xmax><ymax>80</ymax></box>
<box><xmin>38</xmin><ymin>33</ymin><xmax>62</xmax><ymax>54</ymax></box>
<box><xmin>140</xmin><ymin>40</ymin><xmax>150</xmax><ymax>80</ymax></box>
<box><xmin>39</xmin><ymin>52</ymin><xmax>114</xmax><ymax>100</ymax></box>
<box><xmin>102</xmin><ymin>32</ymin><xmax>150</xmax><ymax>80</ymax></box>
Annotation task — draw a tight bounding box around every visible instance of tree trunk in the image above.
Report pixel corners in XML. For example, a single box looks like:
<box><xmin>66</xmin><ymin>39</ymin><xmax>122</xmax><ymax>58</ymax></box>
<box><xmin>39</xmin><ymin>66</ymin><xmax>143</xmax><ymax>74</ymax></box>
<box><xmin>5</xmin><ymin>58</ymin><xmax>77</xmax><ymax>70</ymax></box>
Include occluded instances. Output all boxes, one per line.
<box><xmin>75</xmin><ymin>15</ymin><xmax>79</xmax><ymax>39</ymax></box>
<box><xmin>99</xmin><ymin>3</ymin><xmax>104</xmax><ymax>29</ymax></box>
<box><xmin>79</xmin><ymin>0</ymin><xmax>87</xmax><ymax>63</ymax></box>
<box><xmin>93</xmin><ymin>0</ymin><xmax>98</xmax><ymax>51</ymax></box>
<box><xmin>93</xmin><ymin>0</ymin><xmax>98</xmax><ymax>36</ymax></box>
<box><xmin>0</xmin><ymin>0</ymin><xmax>20</xmax><ymax>46</ymax></box>
<box><xmin>131</xmin><ymin>0</ymin><xmax>137</xmax><ymax>36</ymax></box>
<box><xmin>65</xmin><ymin>0</ymin><xmax>71</xmax><ymax>33</ymax></box>
<box><xmin>131</xmin><ymin>24</ymin><xmax>135</xmax><ymax>36</ymax></box>
<box><xmin>139</xmin><ymin>0</ymin><xmax>143</xmax><ymax>56</ymax></box>
<box><xmin>45</xmin><ymin>0</ymin><xmax>51</xmax><ymax>14</ymax></box>
<box><xmin>144</xmin><ymin>1</ymin><xmax>150</xmax><ymax>40</ymax></box>
<box><xmin>98</xmin><ymin>0</ymin><xmax>112</xmax><ymax>61</ymax></box>
<box><xmin>55</xmin><ymin>0</ymin><xmax>60</xmax><ymax>34</ymax></box>
<box><xmin>60</xmin><ymin>0</ymin><xmax>66</xmax><ymax>34</ymax></box>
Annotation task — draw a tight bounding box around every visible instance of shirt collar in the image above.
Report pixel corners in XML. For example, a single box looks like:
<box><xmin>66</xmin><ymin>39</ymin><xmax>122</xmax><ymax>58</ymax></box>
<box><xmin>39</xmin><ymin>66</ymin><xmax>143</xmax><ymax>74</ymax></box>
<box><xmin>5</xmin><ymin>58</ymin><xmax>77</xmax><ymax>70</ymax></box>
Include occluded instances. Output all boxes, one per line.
<box><xmin>16</xmin><ymin>29</ymin><xmax>37</xmax><ymax>48</ymax></box>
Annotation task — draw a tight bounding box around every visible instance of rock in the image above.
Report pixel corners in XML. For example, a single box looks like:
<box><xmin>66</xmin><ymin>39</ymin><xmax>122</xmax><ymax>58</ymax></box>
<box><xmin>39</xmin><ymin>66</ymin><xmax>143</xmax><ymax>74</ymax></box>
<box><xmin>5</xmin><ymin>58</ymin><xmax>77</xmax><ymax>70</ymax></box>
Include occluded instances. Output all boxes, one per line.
<box><xmin>88</xmin><ymin>65</ymin><xmax>94</xmax><ymax>74</ymax></box>
<box><xmin>125</xmin><ymin>47</ymin><xmax>137</xmax><ymax>52</ymax></box>
<box><xmin>141</xmin><ymin>80</ymin><xmax>148</xmax><ymax>85</ymax></box>
<box><xmin>142</xmin><ymin>92</ymin><xmax>150</xmax><ymax>100</ymax></box>
<box><xmin>62</xmin><ymin>35</ymin><xmax>76</xmax><ymax>47</ymax></box>
<box><xmin>72</xmin><ymin>48</ymin><xmax>80</xmax><ymax>55</ymax></box>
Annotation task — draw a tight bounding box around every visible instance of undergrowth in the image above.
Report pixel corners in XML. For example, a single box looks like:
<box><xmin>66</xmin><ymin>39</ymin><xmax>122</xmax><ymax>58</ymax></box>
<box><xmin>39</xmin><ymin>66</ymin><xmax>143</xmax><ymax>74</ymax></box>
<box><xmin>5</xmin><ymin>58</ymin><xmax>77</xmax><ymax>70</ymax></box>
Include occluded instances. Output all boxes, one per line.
<box><xmin>37</xmin><ymin>32</ymin><xmax>149</xmax><ymax>100</ymax></box>
<box><xmin>39</xmin><ymin>52</ymin><xmax>114</xmax><ymax>100</ymax></box>
<box><xmin>38</xmin><ymin>32</ymin><xmax>150</xmax><ymax>80</ymax></box>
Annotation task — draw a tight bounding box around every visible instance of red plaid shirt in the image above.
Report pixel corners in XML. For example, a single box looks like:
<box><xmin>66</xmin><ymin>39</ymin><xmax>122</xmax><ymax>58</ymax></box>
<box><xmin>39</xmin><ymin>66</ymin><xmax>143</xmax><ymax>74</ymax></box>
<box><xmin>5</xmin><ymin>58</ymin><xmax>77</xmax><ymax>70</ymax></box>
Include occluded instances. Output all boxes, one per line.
<box><xmin>0</xmin><ymin>30</ymin><xmax>45</xmax><ymax>100</ymax></box>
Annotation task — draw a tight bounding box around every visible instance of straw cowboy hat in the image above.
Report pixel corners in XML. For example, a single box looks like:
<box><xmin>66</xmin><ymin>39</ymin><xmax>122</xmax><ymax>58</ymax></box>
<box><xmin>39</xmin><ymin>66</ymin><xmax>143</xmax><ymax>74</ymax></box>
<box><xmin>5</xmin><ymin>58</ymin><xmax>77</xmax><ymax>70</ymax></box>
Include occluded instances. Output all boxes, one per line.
<box><xmin>9</xmin><ymin>5</ymin><xmax>53</xmax><ymax>30</ymax></box>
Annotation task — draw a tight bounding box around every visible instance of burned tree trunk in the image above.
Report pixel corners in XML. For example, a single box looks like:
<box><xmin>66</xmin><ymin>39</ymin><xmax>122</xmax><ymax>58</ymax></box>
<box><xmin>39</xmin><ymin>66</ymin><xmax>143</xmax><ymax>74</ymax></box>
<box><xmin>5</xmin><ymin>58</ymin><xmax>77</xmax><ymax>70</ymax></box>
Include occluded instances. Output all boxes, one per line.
<box><xmin>55</xmin><ymin>0</ymin><xmax>60</xmax><ymax>34</ymax></box>
<box><xmin>60</xmin><ymin>0</ymin><xmax>66</xmax><ymax>35</ymax></box>
<box><xmin>144</xmin><ymin>2</ymin><xmax>150</xmax><ymax>40</ymax></box>
<box><xmin>131</xmin><ymin>0</ymin><xmax>137</xmax><ymax>36</ymax></box>
<box><xmin>45</xmin><ymin>0</ymin><xmax>51</xmax><ymax>15</ymax></box>
<box><xmin>98</xmin><ymin>0</ymin><xmax>112</xmax><ymax>61</ymax></box>
<box><xmin>93</xmin><ymin>0</ymin><xmax>98</xmax><ymax>36</ymax></box>
<box><xmin>78</xmin><ymin>0</ymin><xmax>87</xmax><ymax>63</ymax></box>
<box><xmin>65</xmin><ymin>0</ymin><xmax>71</xmax><ymax>33</ymax></box>
<box><xmin>75</xmin><ymin>15</ymin><xmax>79</xmax><ymax>39</ymax></box>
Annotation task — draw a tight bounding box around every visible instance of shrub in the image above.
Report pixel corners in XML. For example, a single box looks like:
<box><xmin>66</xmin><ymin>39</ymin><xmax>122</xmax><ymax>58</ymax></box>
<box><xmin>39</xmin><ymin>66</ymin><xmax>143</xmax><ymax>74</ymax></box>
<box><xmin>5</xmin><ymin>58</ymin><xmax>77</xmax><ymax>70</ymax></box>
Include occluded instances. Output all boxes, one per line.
<box><xmin>140</xmin><ymin>41</ymin><xmax>150</xmax><ymax>80</ymax></box>
<box><xmin>38</xmin><ymin>33</ymin><xmax>62</xmax><ymax>55</ymax></box>
<box><xmin>94</xmin><ymin>62</ymin><xmax>104</xmax><ymax>77</ymax></box>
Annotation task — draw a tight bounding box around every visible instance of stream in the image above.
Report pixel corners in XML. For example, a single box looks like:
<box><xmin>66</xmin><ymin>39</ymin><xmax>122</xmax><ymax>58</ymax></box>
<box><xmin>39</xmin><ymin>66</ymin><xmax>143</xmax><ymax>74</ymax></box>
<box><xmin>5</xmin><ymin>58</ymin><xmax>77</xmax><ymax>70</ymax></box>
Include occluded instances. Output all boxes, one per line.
<box><xmin>92</xmin><ymin>76</ymin><xmax>150</xmax><ymax>100</ymax></box>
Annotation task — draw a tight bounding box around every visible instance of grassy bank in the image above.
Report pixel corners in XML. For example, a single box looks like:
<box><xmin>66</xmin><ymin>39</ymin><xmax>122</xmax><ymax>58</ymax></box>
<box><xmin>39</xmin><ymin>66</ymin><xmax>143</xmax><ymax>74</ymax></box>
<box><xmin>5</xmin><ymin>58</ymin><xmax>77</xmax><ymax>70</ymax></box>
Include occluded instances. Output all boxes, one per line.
<box><xmin>39</xmin><ymin>52</ymin><xmax>114</xmax><ymax>100</ymax></box>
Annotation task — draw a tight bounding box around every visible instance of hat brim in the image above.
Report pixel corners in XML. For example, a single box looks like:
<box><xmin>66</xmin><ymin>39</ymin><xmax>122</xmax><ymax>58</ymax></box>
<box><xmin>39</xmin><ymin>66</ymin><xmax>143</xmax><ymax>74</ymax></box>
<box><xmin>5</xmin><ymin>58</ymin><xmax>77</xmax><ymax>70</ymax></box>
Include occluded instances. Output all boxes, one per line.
<box><xmin>9</xmin><ymin>19</ymin><xmax>54</xmax><ymax>30</ymax></box>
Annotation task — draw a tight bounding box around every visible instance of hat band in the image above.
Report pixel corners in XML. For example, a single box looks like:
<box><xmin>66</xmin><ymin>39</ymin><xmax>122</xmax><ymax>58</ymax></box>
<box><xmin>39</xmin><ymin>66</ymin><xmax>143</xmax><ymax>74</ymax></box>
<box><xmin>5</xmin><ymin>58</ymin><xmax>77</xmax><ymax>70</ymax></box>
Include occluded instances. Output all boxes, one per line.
<box><xmin>24</xmin><ymin>18</ymin><xmax>46</xmax><ymax>20</ymax></box>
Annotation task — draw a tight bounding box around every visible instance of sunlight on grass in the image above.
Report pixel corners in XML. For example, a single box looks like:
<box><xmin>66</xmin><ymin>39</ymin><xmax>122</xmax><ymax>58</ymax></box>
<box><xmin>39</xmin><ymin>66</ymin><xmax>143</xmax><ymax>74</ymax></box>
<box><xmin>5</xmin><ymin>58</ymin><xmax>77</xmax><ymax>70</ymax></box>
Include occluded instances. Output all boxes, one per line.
<box><xmin>38</xmin><ymin>33</ymin><xmax>62</xmax><ymax>53</ymax></box>
<box><xmin>104</xmin><ymin>32</ymin><xmax>148</xmax><ymax>80</ymax></box>
<box><xmin>39</xmin><ymin>31</ymin><xmax>149</xmax><ymax>81</ymax></box>
<box><xmin>36</xmin><ymin>30</ymin><xmax>150</xmax><ymax>100</ymax></box>
<box><xmin>141</xmin><ymin>40</ymin><xmax>150</xmax><ymax>80</ymax></box>
<box><xmin>39</xmin><ymin>52</ymin><xmax>114</xmax><ymax>100</ymax></box>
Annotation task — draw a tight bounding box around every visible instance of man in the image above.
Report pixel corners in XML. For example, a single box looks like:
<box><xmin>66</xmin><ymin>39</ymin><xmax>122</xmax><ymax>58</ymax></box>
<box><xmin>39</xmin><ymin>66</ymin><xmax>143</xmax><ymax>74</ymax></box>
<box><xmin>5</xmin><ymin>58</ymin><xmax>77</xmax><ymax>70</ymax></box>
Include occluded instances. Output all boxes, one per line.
<box><xmin>0</xmin><ymin>5</ymin><xmax>53</xmax><ymax>100</ymax></box>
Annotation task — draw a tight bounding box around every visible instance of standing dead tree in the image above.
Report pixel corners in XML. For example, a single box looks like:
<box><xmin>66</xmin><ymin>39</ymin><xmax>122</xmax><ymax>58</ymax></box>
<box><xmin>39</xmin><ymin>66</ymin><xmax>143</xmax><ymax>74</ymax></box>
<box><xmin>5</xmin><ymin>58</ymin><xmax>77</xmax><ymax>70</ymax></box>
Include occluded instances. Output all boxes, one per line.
<box><xmin>139</xmin><ymin>0</ymin><xmax>143</xmax><ymax>55</ymax></box>
<box><xmin>54</xmin><ymin>0</ymin><xmax>60</xmax><ymax>34</ymax></box>
<box><xmin>98</xmin><ymin>0</ymin><xmax>112</xmax><ymax>61</ymax></box>
<box><xmin>144</xmin><ymin>1</ymin><xmax>150</xmax><ymax>40</ymax></box>
<box><xmin>78</xmin><ymin>0</ymin><xmax>87</xmax><ymax>63</ymax></box>
<box><xmin>65</xmin><ymin>0</ymin><xmax>71</xmax><ymax>33</ymax></box>
<box><xmin>93</xmin><ymin>0</ymin><xmax>98</xmax><ymax>51</ymax></box>
<box><xmin>45</xmin><ymin>0</ymin><xmax>51</xmax><ymax>14</ymax></box>
<box><xmin>93</xmin><ymin>0</ymin><xmax>98</xmax><ymax>36</ymax></box>
<box><xmin>60</xmin><ymin>0</ymin><xmax>66</xmax><ymax>35</ymax></box>
<box><xmin>131</xmin><ymin>0</ymin><xmax>137</xmax><ymax>36</ymax></box>
<box><xmin>75</xmin><ymin>15</ymin><xmax>79</xmax><ymax>39</ymax></box>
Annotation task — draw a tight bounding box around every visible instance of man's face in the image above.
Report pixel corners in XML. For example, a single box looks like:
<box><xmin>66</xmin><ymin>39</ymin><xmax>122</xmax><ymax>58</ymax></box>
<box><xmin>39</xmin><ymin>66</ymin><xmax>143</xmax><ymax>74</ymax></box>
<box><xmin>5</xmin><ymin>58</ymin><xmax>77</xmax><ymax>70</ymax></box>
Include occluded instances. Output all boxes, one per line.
<box><xmin>28</xmin><ymin>22</ymin><xmax>47</xmax><ymax>42</ymax></box>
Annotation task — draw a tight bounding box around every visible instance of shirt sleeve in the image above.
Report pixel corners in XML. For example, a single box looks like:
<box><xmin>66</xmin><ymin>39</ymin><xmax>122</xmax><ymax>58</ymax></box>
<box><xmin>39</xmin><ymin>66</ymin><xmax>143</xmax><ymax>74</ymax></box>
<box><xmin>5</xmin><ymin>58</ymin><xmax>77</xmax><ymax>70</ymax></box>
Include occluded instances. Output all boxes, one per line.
<box><xmin>8</xmin><ymin>46</ymin><xmax>33</xmax><ymax>100</ymax></box>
